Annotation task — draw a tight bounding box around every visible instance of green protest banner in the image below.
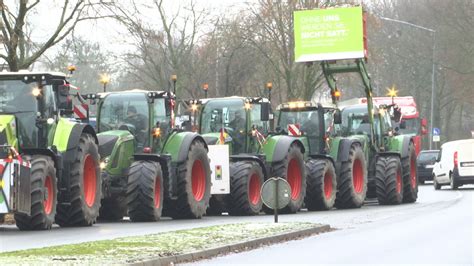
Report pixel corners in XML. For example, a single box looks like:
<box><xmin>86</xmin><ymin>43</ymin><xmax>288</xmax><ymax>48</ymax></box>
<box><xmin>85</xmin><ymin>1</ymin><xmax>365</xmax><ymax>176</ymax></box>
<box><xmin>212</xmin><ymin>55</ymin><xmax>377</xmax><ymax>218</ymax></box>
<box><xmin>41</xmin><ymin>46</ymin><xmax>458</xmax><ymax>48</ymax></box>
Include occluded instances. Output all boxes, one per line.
<box><xmin>294</xmin><ymin>7</ymin><xmax>365</xmax><ymax>62</ymax></box>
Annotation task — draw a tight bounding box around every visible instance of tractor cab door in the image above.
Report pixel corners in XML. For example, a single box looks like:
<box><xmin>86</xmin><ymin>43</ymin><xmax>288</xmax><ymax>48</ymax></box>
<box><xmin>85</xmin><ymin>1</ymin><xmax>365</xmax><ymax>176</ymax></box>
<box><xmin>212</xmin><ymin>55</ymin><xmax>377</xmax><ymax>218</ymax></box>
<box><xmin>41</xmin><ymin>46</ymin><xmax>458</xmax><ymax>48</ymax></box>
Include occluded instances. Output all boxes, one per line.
<box><xmin>151</xmin><ymin>98</ymin><xmax>169</xmax><ymax>152</ymax></box>
<box><xmin>248</xmin><ymin>103</ymin><xmax>270</xmax><ymax>153</ymax></box>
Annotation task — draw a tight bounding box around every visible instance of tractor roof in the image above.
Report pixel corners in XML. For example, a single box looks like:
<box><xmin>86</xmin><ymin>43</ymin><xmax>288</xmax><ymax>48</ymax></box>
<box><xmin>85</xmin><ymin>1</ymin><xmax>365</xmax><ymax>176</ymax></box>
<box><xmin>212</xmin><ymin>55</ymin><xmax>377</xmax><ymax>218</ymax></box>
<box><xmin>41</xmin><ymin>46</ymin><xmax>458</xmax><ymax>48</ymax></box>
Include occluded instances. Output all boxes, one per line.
<box><xmin>195</xmin><ymin>96</ymin><xmax>270</xmax><ymax>105</ymax></box>
<box><xmin>97</xmin><ymin>89</ymin><xmax>174</xmax><ymax>99</ymax></box>
<box><xmin>277</xmin><ymin>101</ymin><xmax>336</xmax><ymax>111</ymax></box>
<box><xmin>0</xmin><ymin>71</ymin><xmax>67</xmax><ymax>80</ymax></box>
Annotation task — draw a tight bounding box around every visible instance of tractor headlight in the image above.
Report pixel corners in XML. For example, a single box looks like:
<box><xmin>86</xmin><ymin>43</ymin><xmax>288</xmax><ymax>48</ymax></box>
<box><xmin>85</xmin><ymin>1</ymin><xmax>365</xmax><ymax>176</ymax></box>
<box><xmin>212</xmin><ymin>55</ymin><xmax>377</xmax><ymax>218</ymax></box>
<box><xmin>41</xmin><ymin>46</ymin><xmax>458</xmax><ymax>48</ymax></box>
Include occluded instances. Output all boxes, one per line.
<box><xmin>100</xmin><ymin>161</ymin><xmax>107</xmax><ymax>169</ymax></box>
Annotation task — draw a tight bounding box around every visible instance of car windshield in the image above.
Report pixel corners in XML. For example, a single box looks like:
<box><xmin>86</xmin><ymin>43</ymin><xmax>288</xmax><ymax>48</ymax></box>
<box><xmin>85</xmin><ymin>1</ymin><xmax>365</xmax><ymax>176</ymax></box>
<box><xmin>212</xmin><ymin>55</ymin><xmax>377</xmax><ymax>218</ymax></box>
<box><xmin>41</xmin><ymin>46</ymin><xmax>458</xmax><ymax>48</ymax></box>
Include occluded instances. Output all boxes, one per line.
<box><xmin>418</xmin><ymin>151</ymin><xmax>439</xmax><ymax>162</ymax></box>
<box><xmin>0</xmin><ymin>80</ymin><xmax>37</xmax><ymax>113</ymax></box>
<box><xmin>200</xmin><ymin>98</ymin><xmax>245</xmax><ymax>134</ymax></box>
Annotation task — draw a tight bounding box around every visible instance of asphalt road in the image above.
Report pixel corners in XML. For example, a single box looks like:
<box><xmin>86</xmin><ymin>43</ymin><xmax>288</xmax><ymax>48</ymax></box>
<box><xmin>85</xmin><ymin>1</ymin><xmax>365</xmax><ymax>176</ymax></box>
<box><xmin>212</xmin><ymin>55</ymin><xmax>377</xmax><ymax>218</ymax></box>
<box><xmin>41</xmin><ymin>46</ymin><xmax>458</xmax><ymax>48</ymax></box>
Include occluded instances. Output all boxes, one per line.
<box><xmin>191</xmin><ymin>185</ymin><xmax>474</xmax><ymax>265</ymax></box>
<box><xmin>1</xmin><ymin>184</ymin><xmax>472</xmax><ymax>265</ymax></box>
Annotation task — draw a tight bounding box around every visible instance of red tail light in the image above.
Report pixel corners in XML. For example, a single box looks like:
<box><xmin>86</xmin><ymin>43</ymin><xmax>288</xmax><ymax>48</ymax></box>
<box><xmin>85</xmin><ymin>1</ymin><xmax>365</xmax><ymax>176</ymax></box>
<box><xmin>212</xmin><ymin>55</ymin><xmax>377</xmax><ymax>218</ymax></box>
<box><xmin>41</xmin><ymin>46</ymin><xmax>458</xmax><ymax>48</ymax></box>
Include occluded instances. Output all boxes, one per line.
<box><xmin>454</xmin><ymin>151</ymin><xmax>458</xmax><ymax>167</ymax></box>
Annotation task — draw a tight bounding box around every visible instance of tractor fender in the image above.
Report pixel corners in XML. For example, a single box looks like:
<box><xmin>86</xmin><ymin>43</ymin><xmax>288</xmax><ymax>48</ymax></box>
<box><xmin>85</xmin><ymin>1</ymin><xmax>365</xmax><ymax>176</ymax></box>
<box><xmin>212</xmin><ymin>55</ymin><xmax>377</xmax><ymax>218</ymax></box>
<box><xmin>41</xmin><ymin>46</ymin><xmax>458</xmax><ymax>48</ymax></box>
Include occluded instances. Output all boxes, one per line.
<box><xmin>337</xmin><ymin>138</ymin><xmax>363</xmax><ymax>163</ymax></box>
<box><xmin>268</xmin><ymin>136</ymin><xmax>305</xmax><ymax>163</ymax></box>
<box><xmin>308</xmin><ymin>154</ymin><xmax>336</xmax><ymax>167</ymax></box>
<box><xmin>163</xmin><ymin>131</ymin><xmax>208</xmax><ymax>164</ymax></box>
<box><xmin>230</xmin><ymin>154</ymin><xmax>268</xmax><ymax>178</ymax></box>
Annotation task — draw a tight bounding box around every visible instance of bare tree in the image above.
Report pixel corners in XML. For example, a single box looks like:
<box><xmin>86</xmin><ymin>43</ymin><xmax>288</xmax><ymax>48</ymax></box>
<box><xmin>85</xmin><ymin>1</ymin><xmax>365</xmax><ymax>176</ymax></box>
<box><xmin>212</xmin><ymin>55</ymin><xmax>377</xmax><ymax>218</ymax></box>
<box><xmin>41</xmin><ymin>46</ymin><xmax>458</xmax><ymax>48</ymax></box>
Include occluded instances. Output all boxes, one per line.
<box><xmin>0</xmin><ymin>0</ymin><xmax>113</xmax><ymax>71</ymax></box>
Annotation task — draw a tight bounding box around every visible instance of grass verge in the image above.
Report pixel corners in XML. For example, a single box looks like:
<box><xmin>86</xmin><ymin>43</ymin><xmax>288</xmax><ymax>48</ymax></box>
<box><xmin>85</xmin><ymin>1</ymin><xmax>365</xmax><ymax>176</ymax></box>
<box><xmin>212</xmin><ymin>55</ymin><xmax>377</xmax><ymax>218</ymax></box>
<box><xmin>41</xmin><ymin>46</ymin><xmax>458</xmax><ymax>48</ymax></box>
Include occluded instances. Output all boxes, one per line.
<box><xmin>1</xmin><ymin>222</ymin><xmax>321</xmax><ymax>265</ymax></box>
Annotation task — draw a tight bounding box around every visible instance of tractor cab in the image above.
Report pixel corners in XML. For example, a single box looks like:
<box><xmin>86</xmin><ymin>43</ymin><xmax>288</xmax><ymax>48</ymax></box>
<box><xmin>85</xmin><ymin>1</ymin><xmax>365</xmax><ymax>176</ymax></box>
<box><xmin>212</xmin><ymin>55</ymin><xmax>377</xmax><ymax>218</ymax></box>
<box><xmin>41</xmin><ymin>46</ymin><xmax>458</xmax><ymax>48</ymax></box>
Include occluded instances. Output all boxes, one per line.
<box><xmin>276</xmin><ymin>101</ymin><xmax>336</xmax><ymax>155</ymax></box>
<box><xmin>0</xmin><ymin>72</ymin><xmax>72</xmax><ymax>149</ymax></box>
<box><xmin>88</xmin><ymin>90</ymin><xmax>174</xmax><ymax>154</ymax></box>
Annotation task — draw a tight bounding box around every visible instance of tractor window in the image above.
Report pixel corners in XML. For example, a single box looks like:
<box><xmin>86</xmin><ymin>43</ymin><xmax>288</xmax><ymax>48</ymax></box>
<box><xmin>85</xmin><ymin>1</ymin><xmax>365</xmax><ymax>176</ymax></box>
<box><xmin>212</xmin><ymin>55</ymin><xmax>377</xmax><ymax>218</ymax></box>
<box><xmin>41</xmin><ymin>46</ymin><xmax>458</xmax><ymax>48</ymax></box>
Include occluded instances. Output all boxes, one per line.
<box><xmin>398</xmin><ymin>118</ymin><xmax>420</xmax><ymax>135</ymax></box>
<box><xmin>42</xmin><ymin>85</ymin><xmax>56</xmax><ymax>118</ymax></box>
<box><xmin>98</xmin><ymin>93</ymin><xmax>150</xmax><ymax>151</ymax></box>
<box><xmin>0</xmin><ymin>80</ymin><xmax>39</xmax><ymax>148</ymax></box>
<box><xmin>250</xmin><ymin>104</ymin><xmax>269</xmax><ymax>135</ymax></box>
<box><xmin>339</xmin><ymin>107</ymin><xmax>371</xmax><ymax>137</ymax></box>
<box><xmin>153</xmin><ymin>98</ymin><xmax>169</xmax><ymax>139</ymax></box>
<box><xmin>201</xmin><ymin>98</ymin><xmax>245</xmax><ymax>134</ymax></box>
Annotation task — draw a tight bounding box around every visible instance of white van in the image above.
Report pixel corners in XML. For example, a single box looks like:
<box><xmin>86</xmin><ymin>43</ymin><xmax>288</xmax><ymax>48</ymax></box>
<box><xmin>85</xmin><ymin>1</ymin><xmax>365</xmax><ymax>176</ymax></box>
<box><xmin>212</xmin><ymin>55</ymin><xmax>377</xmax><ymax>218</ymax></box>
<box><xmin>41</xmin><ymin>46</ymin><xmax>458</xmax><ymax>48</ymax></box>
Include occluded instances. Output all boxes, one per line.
<box><xmin>433</xmin><ymin>139</ymin><xmax>474</xmax><ymax>189</ymax></box>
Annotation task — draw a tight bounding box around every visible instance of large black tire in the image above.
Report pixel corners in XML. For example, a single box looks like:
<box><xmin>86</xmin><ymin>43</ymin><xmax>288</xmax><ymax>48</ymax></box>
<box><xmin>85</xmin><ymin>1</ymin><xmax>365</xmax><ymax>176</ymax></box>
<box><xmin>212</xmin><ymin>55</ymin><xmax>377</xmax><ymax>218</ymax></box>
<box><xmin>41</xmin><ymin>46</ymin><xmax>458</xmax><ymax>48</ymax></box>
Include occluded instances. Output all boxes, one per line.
<box><xmin>56</xmin><ymin>133</ymin><xmax>101</xmax><ymax>227</ymax></box>
<box><xmin>433</xmin><ymin>175</ymin><xmax>441</xmax><ymax>190</ymax></box>
<box><xmin>167</xmin><ymin>140</ymin><xmax>211</xmax><ymax>219</ymax></box>
<box><xmin>99</xmin><ymin>197</ymin><xmax>127</xmax><ymax>221</ymax></box>
<box><xmin>335</xmin><ymin>144</ymin><xmax>367</xmax><ymax>209</ymax></box>
<box><xmin>305</xmin><ymin>159</ymin><xmax>336</xmax><ymax>211</ymax></box>
<box><xmin>206</xmin><ymin>195</ymin><xmax>226</xmax><ymax>216</ymax></box>
<box><xmin>126</xmin><ymin>161</ymin><xmax>163</xmax><ymax>221</ymax></box>
<box><xmin>226</xmin><ymin>161</ymin><xmax>264</xmax><ymax>216</ymax></box>
<box><xmin>402</xmin><ymin>141</ymin><xmax>418</xmax><ymax>203</ymax></box>
<box><xmin>269</xmin><ymin>143</ymin><xmax>306</xmax><ymax>213</ymax></box>
<box><xmin>15</xmin><ymin>156</ymin><xmax>57</xmax><ymax>230</ymax></box>
<box><xmin>375</xmin><ymin>156</ymin><xmax>403</xmax><ymax>205</ymax></box>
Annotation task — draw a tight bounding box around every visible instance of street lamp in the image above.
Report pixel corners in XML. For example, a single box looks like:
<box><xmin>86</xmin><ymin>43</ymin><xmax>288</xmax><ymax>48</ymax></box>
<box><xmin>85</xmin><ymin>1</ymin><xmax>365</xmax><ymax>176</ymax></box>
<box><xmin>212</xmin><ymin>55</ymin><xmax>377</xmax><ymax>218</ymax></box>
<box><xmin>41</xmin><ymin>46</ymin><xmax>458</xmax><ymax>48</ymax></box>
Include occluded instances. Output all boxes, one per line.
<box><xmin>378</xmin><ymin>16</ymin><xmax>436</xmax><ymax>149</ymax></box>
<box><xmin>99</xmin><ymin>73</ymin><xmax>110</xmax><ymax>93</ymax></box>
<box><xmin>171</xmin><ymin>74</ymin><xmax>177</xmax><ymax>95</ymax></box>
<box><xmin>266</xmin><ymin>82</ymin><xmax>272</xmax><ymax>101</ymax></box>
<box><xmin>202</xmin><ymin>83</ymin><xmax>209</xmax><ymax>98</ymax></box>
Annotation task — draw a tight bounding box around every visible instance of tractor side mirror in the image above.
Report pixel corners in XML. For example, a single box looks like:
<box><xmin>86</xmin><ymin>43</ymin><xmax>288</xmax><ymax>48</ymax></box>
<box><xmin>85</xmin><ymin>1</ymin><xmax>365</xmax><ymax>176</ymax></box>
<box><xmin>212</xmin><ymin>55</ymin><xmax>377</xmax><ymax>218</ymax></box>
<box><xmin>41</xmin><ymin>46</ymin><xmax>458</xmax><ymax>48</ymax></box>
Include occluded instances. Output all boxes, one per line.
<box><xmin>334</xmin><ymin>110</ymin><xmax>342</xmax><ymax>124</ymax></box>
<box><xmin>421</xmin><ymin>118</ymin><xmax>428</xmax><ymax>135</ymax></box>
<box><xmin>57</xmin><ymin>85</ymin><xmax>73</xmax><ymax>114</ymax></box>
<box><xmin>399</xmin><ymin>120</ymin><xmax>406</xmax><ymax>129</ymax></box>
<box><xmin>260</xmin><ymin>102</ymin><xmax>270</xmax><ymax>121</ymax></box>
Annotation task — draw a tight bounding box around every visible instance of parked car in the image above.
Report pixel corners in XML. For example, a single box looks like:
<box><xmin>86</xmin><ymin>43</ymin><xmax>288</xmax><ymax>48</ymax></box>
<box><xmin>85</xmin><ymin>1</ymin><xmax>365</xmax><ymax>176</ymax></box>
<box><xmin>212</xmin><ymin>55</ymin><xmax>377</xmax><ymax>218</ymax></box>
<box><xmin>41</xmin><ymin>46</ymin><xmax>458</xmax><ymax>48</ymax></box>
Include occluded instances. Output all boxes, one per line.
<box><xmin>433</xmin><ymin>139</ymin><xmax>474</xmax><ymax>190</ymax></box>
<box><xmin>417</xmin><ymin>150</ymin><xmax>439</xmax><ymax>184</ymax></box>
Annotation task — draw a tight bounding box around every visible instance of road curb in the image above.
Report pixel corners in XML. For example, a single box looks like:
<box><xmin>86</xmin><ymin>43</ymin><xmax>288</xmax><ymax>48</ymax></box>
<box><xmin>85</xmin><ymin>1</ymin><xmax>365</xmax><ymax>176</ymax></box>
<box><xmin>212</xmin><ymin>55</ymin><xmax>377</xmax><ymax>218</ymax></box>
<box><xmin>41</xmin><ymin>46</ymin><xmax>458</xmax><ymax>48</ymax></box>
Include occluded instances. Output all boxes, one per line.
<box><xmin>130</xmin><ymin>224</ymin><xmax>331</xmax><ymax>266</ymax></box>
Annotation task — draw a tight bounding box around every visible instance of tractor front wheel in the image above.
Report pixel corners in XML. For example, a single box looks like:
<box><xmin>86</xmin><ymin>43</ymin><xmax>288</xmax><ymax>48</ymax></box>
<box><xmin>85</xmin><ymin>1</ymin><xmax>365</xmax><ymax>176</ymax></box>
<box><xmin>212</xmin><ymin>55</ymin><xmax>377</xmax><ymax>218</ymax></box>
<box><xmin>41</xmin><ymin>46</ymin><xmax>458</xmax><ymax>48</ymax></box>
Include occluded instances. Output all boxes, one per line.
<box><xmin>305</xmin><ymin>159</ymin><xmax>336</xmax><ymax>211</ymax></box>
<box><xmin>56</xmin><ymin>133</ymin><xmax>101</xmax><ymax>227</ymax></box>
<box><xmin>402</xmin><ymin>142</ymin><xmax>418</xmax><ymax>203</ymax></box>
<box><xmin>335</xmin><ymin>144</ymin><xmax>367</xmax><ymax>209</ymax></box>
<box><xmin>375</xmin><ymin>156</ymin><xmax>403</xmax><ymax>205</ymax></box>
<box><xmin>227</xmin><ymin>161</ymin><xmax>264</xmax><ymax>216</ymax></box>
<box><xmin>168</xmin><ymin>140</ymin><xmax>211</xmax><ymax>219</ymax></box>
<box><xmin>15</xmin><ymin>155</ymin><xmax>57</xmax><ymax>230</ymax></box>
<box><xmin>269</xmin><ymin>143</ymin><xmax>306</xmax><ymax>214</ymax></box>
<box><xmin>126</xmin><ymin>161</ymin><xmax>163</xmax><ymax>221</ymax></box>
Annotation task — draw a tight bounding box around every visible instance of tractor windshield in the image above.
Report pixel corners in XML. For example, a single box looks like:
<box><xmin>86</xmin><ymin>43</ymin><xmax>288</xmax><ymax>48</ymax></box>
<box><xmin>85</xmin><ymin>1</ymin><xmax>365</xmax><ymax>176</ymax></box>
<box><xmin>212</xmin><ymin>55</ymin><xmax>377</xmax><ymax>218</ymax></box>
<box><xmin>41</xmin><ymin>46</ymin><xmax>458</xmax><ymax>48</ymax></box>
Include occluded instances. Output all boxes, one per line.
<box><xmin>278</xmin><ymin>109</ymin><xmax>317</xmax><ymax>135</ymax></box>
<box><xmin>0</xmin><ymin>80</ymin><xmax>42</xmax><ymax>148</ymax></box>
<box><xmin>338</xmin><ymin>106</ymin><xmax>372</xmax><ymax>136</ymax></box>
<box><xmin>200</xmin><ymin>98</ymin><xmax>246</xmax><ymax>135</ymax></box>
<box><xmin>0</xmin><ymin>80</ymin><xmax>37</xmax><ymax>113</ymax></box>
<box><xmin>98</xmin><ymin>93</ymin><xmax>152</xmax><ymax>149</ymax></box>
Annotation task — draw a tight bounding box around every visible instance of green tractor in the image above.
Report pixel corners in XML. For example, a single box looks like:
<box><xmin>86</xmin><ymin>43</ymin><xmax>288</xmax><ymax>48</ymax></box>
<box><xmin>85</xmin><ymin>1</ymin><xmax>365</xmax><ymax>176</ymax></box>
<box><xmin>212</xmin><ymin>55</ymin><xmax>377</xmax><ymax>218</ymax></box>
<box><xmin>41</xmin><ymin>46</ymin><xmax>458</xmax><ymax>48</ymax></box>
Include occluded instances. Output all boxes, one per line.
<box><xmin>85</xmin><ymin>89</ymin><xmax>212</xmax><ymax>222</ymax></box>
<box><xmin>323</xmin><ymin>59</ymin><xmax>418</xmax><ymax>205</ymax></box>
<box><xmin>178</xmin><ymin>96</ymin><xmax>306</xmax><ymax>215</ymax></box>
<box><xmin>0</xmin><ymin>72</ymin><xmax>101</xmax><ymax>230</ymax></box>
<box><xmin>275</xmin><ymin>101</ymin><xmax>367</xmax><ymax>210</ymax></box>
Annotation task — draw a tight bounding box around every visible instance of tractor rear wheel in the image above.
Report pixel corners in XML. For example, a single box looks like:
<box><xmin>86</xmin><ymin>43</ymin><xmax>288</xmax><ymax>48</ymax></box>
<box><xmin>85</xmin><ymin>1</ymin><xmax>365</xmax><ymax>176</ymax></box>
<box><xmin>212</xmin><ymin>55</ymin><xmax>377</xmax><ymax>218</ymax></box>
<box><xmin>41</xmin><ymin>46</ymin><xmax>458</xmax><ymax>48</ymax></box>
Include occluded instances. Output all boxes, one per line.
<box><xmin>402</xmin><ymin>142</ymin><xmax>418</xmax><ymax>203</ymax></box>
<box><xmin>269</xmin><ymin>143</ymin><xmax>306</xmax><ymax>213</ymax></box>
<box><xmin>227</xmin><ymin>161</ymin><xmax>264</xmax><ymax>216</ymax></box>
<box><xmin>335</xmin><ymin>144</ymin><xmax>367</xmax><ymax>209</ymax></box>
<box><xmin>56</xmin><ymin>133</ymin><xmax>101</xmax><ymax>227</ymax></box>
<box><xmin>15</xmin><ymin>156</ymin><xmax>57</xmax><ymax>230</ymax></box>
<box><xmin>99</xmin><ymin>197</ymin><xmax>127</xmax><ymax>221</ymax></box>
<box><xmin>126</xmin><ymin>161</ymin><xmax>163</xmax><ymax>221</ymax></box>
<box><xmin>375</xmin><ymin>156</ymin><xmax>403</xmax><ymax>205</ymax></box>
<box><xmin>168</xmin><ymin>140</ymin><xmax>211</xmax><ymax>219</ymax></box>
<box><xmin>305</xmin><ymin>159</ymin><xmax>336</xmax><ymax>211</ymax></box>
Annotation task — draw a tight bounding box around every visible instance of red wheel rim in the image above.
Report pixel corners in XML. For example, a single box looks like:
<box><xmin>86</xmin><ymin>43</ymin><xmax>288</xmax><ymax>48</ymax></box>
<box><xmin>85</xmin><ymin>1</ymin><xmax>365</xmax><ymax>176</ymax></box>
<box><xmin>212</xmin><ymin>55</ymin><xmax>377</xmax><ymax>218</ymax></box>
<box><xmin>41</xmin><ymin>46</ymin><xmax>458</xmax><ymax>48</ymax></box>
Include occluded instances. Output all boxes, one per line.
<box><xmin>191</xmin><ymin>160</ymin><xmax>206</xmax><ymax>201</ymax></box>
<box><xmin>154</xmin><ymin>176</ymin><xmax>161</xmax><ymax>208</ymax></box>
<box><xmin>248</xmin><ymin>174</ymin><xmax>261</xmax><ymax>205</ymax></box>
<box><xmin>352</xmin><ymin>159</ymin><xmax>363</xmax><ymax>194</ymax></box>
<box><xmin>396</xmin><ymin>168</ymin><xmax>402</xmax><ymax>194</ymax></box>
<box><xmin>44</xmin><ymin>175</ymin><xmax>53</xmax><ymax>215</ymax></box>
<box><xmin>83</xmin><ymin>154</ymin><xmax>97</xmax><ymax>207</ymax></box>
<box><xmin>287</xmin><ymin>159</ymin><xmax>302</xmax><ymax>200</ymax></box>
<box><xmin>410</xmin><ymin>156</ymin><xmax>416</xmax><ymax>188</ymax></box>
<box><xmin>324</xmin><ymin>171</ymin><xmax>333</xmax><ymax>199</ymax></box>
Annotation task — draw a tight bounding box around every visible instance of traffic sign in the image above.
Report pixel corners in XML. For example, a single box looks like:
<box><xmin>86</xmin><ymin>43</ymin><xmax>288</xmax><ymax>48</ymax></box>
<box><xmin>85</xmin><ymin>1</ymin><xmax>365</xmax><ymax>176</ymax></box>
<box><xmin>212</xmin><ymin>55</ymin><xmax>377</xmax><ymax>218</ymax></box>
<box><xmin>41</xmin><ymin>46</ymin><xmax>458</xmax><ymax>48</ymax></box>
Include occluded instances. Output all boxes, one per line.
<box><xmin>433</xmin><ymin>135</ymin><xmax>440</xmax><ymax>142</ymax></box>
<box><xmin>261</xmin><ymin>178</ymin><xmax>291</xmax><ymax>210</ymax></box>
<box><xmin>433</xmin><ymin>127</ymin><xmax>441</xmax><ymax>136</ymax></box>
